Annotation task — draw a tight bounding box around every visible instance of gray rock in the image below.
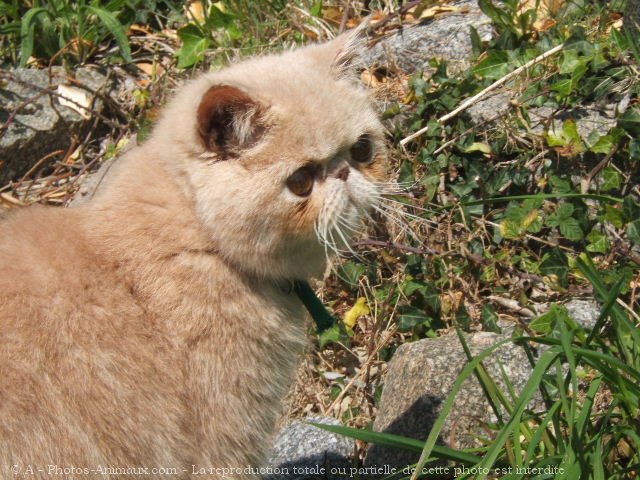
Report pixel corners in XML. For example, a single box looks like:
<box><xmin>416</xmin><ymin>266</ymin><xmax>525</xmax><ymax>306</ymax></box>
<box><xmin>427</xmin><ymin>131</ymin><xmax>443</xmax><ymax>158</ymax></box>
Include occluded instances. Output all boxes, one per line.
<box><xmin>367</xmin><ymin>332</ymin><xmax>542</xmax><ymax>470</ymax></box>
<box><xmin>362</xmin><ymin>0</ymin><xmax>493</xmax><ymax>75</ymax></box>
<box><xmin>528</xmin><ymin>104</ymin><xmax>617</xmax><ymax>138</ymax></box>
<box><xmin>563</xmin><ymin>298</ymin><xmax>600</xmax><ymax>330</ymax></box>
<box><xmin>466</xmin><ymin>92</ymin><xmax>512</xmax><ymax>124</ymax></box>
<box><xmin>0</xmin><ymin>67</ymin><xmax>114</xmax><ymax>185</ymax></box>
<box><xmin>266</xmin><ymin>416</ymin><xmax>354</xmax><ymax>480</ymax></box>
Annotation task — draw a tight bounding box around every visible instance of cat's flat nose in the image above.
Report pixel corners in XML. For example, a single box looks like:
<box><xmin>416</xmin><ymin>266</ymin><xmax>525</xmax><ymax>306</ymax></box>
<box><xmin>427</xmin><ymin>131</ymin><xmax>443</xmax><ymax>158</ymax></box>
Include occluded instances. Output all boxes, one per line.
<box><xmin>336</xmin><ymin>166</ymin><xmax>350</xmax><ymax>181</ymax></box>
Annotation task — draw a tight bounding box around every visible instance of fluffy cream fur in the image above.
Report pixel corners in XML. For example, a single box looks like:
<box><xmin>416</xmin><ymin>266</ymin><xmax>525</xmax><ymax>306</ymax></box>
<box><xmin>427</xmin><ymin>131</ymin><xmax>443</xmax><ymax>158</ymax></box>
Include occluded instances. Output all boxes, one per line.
<box><xmin>0</xmin><ymin>27</ymin><xmax>386</xmax><ymax>479</ymax></box>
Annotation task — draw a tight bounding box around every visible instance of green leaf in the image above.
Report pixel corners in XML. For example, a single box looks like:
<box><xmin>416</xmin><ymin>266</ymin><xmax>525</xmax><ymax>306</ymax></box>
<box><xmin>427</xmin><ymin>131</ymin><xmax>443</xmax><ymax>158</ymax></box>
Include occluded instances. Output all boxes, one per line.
<box><xmin>85</xmin><ymin>5</ymin><xmax>132</xmax><ymax>62</ymax></box>
<box><xmin>463</xmin><ymin>142</ymin><xmax>492</xmax><ymax>154</ymax></box>
<box><xmin>549</xmin><ymin>176</ymin><xmax>573</xmax><ymax>194</ymax></box>
<box><xmin>600</xmin><ymin>204</ymin><xmax>624</xmax><ymax>228</ymax></box>
<box><xmin>545</xmin><ymin>120</ymin><xmax>585</xmax><ymax>155</ymax></box>
<box><xmin>310</xmin><ymin>1</ymin><xmax>323</xmax><ymax>17</ymax></box>
<box><xmin>206</xmin><ymin>4</ymin><xmax>235</xmax><ymax>30</ymax></box>
<box><xmin>628</xmin><ymin>219</ymin><xmax>640</xmax><ymax>244</ymax></box>
<box><xmin>339</xmin><ymin>261</ymin><xmax>366</xmax><ymax>288</ymax></box>
<box><xmin>19</xmin><ymin>7</ymin><xmax>49</xmax><ymax>66</ymax></box>
<box><xmin>601</xmin><ymin>166</ymin><xmax>621</xmax><ymax>191</ymax></box>
<box><xmin>318</xmin><ymin>324</ymin><xmax>341</xmax><ymax>349</ymax></box>
<box><xmin>481</xmin><ymin>304</ymin><xmax>501</xmax><ymax>333</ymax></box>
<box><xmin>630</xmin><ymin>138</ymin><xmax>640</xmax><ymax>161</ymax></box>
<box><xmin>473</xmin><ymin>51</ymin><xmax>511</xmax><ymax>80</ymax></box>
<box><xmin>586</xmin><ymin>229</ymin><xmax>609</xmax><ymax>253</ymax></box>
<box><xmin>540</xmin><ymin>248</ymin><xmax>569</xmax><ymax>287</ymax></box>
<box><xmin>559</xmin><ymin>49</ymin><xmax>587</xmax><ymax>74</ymax></box>
<box><xmin>623</xmin><ymin>196</ymin><xmax>640</xmax><ymax>222</ymax></box>
<box><xmin>397</xmin><ymin>306</ymin><xmax>429</xmax><ymax>332</ymax></box>
<box><xmin>530</xmin><ymin>304</ymin><xmax>561</xmax><ymax>333</ymax></box>
<box><xmin>611</xmin><ymin>27</ymin><xmax>629</xmax><ymax>50</ymax></box>
<box><xmin>618</xmin><ymin>107</ymin><xmax>640</xmax><ymax>136</ymax></box>
<box><xmin>560</xmin><ymin>217</ymin><xmax>583</xmax><ymax>241</ymax></box>
<box><xmin>557</xmin><ymin>202</ymin><xmax>575</xmax><ymax>219</ymax></box>
<box><xmin>177</xmin><ymin>24</ymin><xmax>211</xmax><ymax>69</ymax></box>
<box><xmin>589</xmin><ymin>133</ymin><xmax>614</xmax><ymax>154</ymax></box>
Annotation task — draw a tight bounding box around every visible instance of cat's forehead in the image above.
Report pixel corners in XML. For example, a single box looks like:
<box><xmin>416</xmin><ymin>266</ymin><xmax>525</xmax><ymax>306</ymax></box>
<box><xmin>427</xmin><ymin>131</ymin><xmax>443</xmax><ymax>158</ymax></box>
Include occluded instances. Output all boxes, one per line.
<box><xmin>228</xmin><ymin>50</ymin><xmax>380</xmax><ymax>155</ymax></box>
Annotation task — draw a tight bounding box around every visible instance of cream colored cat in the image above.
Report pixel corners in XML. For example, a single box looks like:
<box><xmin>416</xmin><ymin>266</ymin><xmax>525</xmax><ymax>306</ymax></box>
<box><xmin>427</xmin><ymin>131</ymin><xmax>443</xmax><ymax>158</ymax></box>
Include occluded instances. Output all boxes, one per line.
<box><xmin>0</xmin><ymin>26</ymin><xmax>385</xmax><ymax>479</ymax></box>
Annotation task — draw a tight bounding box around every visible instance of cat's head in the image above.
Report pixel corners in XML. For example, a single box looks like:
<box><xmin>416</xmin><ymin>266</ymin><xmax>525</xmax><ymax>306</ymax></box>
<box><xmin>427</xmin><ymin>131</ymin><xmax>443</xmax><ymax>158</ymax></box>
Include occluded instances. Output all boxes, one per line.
<box><xmin>154</xmin><ymin>26</ymin><xmax>386</xmax><ymax>280</ymax></box>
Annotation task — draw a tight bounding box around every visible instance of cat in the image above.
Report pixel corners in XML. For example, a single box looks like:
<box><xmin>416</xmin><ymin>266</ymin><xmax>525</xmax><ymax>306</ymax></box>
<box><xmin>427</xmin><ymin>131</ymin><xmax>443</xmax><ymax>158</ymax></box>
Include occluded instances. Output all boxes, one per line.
<box><xmin>0</xmin><ymin>25</ymin><xmax>386</xmax><ymax>479</ymax></box>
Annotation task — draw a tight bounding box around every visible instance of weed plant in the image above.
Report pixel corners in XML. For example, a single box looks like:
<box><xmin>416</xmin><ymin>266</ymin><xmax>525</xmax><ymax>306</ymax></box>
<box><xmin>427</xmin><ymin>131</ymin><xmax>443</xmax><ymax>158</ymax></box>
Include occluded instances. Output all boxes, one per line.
<box><xmin>315</xmin><ymin>0</ymin><xmax>640</xmax><ymax>478</ymax></box>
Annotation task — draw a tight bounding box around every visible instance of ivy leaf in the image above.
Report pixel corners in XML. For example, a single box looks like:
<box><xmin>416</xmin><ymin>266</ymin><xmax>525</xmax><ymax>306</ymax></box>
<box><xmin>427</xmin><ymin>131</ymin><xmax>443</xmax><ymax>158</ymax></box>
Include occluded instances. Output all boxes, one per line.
<box><xmin>623</xmin><ymin>197</ymin><xmax>640</xmax><ymax>223</ymax></box>
<box><xmin>628</xmin><ymin>219</ymin><xmax>640</xmax><ymax>245</ymax></box>
<box><xmin>530</xmin><ymin>306</ymin><xmax>559</xmax><ymax>333</ymax></box>
<box><xmin>545</xmin><ymin>120</ymin><xmax>585</xmax><ymax>156</ymax></box>
<box><xmin>318</xmin><ymin>324</ymin><xmax>342</xmax><ymax>349</ymax></box>
<box><xmin>559</xmin><ymin>50</ymin><xmax>586</xmax><ymax>74</ymax></box>
<box><xmin>630</xmin><ymin>139</ymin><xmax>640</xmax><ymax>161</ymax></box>
<box><xmin>177</xmin><ymin>24</ymin><xmax>211</xmax><ymax>68</ymax></box>
<box><xmin>589</xmin><ymin>133</ymin><xmax>614</xmax><ymax>154</ymax></box>
<box><xmin>463</xmin><ymin>142</ymin><xmax>492</xmax><ymax>154</ymax></box>
<box><xmin>618</xmin><ymin>107</ymin><xmax>640</xmax><ymax>136</ymax></box>
<box><xmin>473</xmin><ymin>51</ymin><xmax>511</xmax><ymax>80</ymax></box>
<box><xmin>599</xmin><ymin>204</ymin><xmax>624</xmax><ymax>228</ymax></box>
<box><xmin>601</xmin><ymin>167</ymin><xmax>621</xmax><ymax>191</ymax></box>
<box><xmin>540</xmin><ymin>248</ymin><xmax>569</xmax><ymax>287</ymax></box>
<box><xmin>397</xmin><ymin>307</ymin><xmax>429</xmax><ymax>332</ymax></box>
<box><xmin>481</xmin><ymin>304</ymin><xmax>501</xmax><ymax>333</ymax></box>
<box><xmin>559</xmin><ymin>217</ymin><xmax>583</xmax><ymax>241</ymax></box>
<box><xmin>586</xmin><ymin>229</ymin><xmax>609</xmax><ymax>253</ymax></box>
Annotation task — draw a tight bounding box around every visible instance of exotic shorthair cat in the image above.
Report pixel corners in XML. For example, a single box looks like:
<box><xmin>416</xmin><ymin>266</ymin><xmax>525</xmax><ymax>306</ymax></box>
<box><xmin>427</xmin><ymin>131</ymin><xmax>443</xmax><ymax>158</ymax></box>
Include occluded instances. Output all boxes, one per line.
<box><xmin>0</xmin><ymin>25</ymin><xmax>386</xmax><ymax>479</ymax></box>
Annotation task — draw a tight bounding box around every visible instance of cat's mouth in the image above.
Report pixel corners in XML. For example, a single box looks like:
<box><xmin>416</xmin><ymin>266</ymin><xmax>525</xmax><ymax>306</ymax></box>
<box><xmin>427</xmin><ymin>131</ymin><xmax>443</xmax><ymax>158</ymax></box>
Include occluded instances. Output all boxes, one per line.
<box><xmin>314</xmin><ymin>187</ymin><xmax>374</xmax><ymax>262</ymax></box>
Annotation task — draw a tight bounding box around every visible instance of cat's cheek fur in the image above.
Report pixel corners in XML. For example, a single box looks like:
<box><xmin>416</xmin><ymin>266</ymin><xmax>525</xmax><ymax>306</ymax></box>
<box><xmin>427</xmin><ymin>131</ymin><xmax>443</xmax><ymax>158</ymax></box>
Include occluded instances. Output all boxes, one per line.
<box><xmin>187</xmin><ymin>162</ymin><xmax>327</xmax><ymax>279</ymax></box>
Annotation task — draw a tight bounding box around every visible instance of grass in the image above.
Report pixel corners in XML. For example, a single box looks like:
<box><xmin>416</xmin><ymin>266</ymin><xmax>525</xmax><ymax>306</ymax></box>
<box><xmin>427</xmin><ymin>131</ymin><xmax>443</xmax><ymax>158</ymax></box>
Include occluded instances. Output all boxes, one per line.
<box><xmin>312</xmin><ymin>0</ymin><xmax>640</xmax><ymax>478</ymax></box>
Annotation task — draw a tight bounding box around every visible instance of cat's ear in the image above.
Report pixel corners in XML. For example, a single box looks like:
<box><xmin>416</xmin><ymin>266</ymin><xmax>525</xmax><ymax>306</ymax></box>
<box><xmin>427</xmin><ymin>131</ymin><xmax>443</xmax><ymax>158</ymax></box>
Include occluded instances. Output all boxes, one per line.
<box><xmin>196</xmin><ymin>85</ymin><xmax>267</xmax><ymax>157</ymax></box>
<box><xmin>328</xmin><ymin>19</ymin><xmax>369</xmax><ymax>77</ymax></box>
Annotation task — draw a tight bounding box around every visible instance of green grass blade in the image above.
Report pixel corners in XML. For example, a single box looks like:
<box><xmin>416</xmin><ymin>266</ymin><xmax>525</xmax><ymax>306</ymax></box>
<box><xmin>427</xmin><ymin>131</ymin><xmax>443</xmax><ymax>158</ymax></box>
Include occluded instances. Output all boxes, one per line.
<box><xmin>473</xmin><ymin>349</ymin><xmax>561</xmax><ymax>480</ymax></box>
<box><xmin>525</xmin><ymin>400</ymin><xmax>562</xmax><ymax>462</ymax></box>
<box><xmin>409</xmin><ymin>338</ymin><xmax>518</xmax><ymax>479</ymax></box>
<box><xmin>85</xmin><ymin>5</ymin><xmax>132</xmax><ymax>62</ymax></box>
<box><xmin>308</xmin><ymin>421</ymin><xmax>483</xmax><ymax>465</ymax></box>
<box><xmin>19</xmin><ymin>7</ymin><xmax>49</xmax><ymax>66</ymax></box>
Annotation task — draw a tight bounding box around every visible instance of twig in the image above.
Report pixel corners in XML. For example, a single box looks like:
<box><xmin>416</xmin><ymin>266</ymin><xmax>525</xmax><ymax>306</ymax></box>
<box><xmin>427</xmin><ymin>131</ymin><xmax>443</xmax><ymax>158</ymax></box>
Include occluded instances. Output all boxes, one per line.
<box><xmin>487</xmin><ymin>295</ymin><xmax>537</xmax><ymax>318</ymax></box>
<box><xmin>369</xmin><ymin>0</ymin><xmax>422</xmax><ymax>31</ymax></box>
<box><xmin>582</xmin><ymin>145</ymin><xmax>619</xmax><ymax>193</ymax></box>
<box><xmin>400</xmin><ymin>43</ymin><xmax>565</xmax><ymax>146</ymax></box>
<box><xmin>352</xmin><ymin>238</ymin><xmax>439</xmax><ymax>255</ymax></box>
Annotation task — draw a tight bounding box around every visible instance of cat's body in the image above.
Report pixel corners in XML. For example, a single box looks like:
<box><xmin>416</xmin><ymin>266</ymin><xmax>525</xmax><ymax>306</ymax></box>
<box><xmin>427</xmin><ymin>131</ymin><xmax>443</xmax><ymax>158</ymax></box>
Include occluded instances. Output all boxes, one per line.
<box><xmin>0</xmin><ymin>27</ymin><xmax>385</xmax><ymax>479</ymax></box>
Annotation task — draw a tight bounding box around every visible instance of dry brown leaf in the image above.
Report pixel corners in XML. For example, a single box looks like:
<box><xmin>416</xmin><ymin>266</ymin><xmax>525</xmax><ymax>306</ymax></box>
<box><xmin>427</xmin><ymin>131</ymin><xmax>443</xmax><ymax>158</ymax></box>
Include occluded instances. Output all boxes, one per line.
<box><xmin>128</xmin><ymin>23</ymin><xmax>152</xmax><ymax>35</ymax></box>
<box><xmin>413</xmin><ymin>5</ymin><xmax>462</xmax><ymax>21</ymax></box>
<box><xmin>361</xmin><ymin>69</ymin><xmax>382</xmax><ymax>88</ymax></box>
<box><xmin>0</xmin><ymin>192</ymin><xmax>26</xmax><ymax>207</ymax></box>
<box><xmin>56</xmin><ymin>84</ymin><xmax>91</xmax><ymax>119</ymax></box>
<box><xmin>184</xmin><ymin>0</ymin><xmax>205</xmax><ymax>24</ymax></box>
<box><xmin>322</xmin><ymin>6</ymin><xmax>343</xmax><ymax>26</ymax></box>
<box><xmin>519</xmin><ymin>0</ymin><xmax>566</xmax><ymax>31</ymax></box>
<box><xmin>135</xmin><ymin>62</ymin><xmax>166</xmax><ymax>78</ymax></box>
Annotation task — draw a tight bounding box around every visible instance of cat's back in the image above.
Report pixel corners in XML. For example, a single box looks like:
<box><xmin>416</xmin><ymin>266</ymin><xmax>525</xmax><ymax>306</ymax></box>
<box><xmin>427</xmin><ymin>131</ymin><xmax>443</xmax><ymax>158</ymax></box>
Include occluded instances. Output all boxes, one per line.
<box><xmin>0</xmin><ymin>205</ymin><xmax>189</xmax><ymax>473</ymax></box>
<box><xmin>0</xmin><ymin>205</ymin><xmax>98</xmax><ymax>321</ymax></box>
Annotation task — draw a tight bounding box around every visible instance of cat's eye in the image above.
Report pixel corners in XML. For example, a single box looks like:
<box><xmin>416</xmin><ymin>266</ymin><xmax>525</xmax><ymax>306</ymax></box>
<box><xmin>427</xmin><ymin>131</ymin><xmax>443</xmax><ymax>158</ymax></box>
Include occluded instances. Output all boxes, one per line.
<box><xmin>286</xmin><ymin>166</ymin><xmax>315</xmax><ymax>197</ymax></box>
<box><xmin>350</xmin><ymin>134</ymin><xmax>373</xmax><ymax>164</ymax></box>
